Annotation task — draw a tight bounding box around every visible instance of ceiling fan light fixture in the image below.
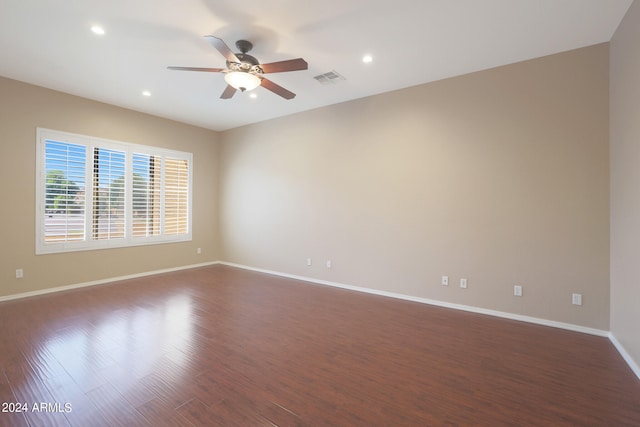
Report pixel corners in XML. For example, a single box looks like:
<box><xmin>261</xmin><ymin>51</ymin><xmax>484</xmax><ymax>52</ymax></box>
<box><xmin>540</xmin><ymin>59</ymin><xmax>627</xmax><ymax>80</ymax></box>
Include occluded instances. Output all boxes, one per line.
<box><xmin>168</xmin><ymin>36</ymin><xmax>305</xmax><ymax>100</ymax></box>
<box><xmin>224</xmin><ymin>71</ymin><xmax>261</xmax><ymax>92</ymax></box>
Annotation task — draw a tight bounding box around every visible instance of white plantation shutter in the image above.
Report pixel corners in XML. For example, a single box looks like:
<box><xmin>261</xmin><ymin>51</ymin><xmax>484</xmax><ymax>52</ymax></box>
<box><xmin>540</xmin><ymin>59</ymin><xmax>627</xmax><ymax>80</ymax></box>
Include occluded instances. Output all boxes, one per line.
<box><xmin>92</xmin><ymin>147</ymin><xmax>126</xmax><ymax>240</ymax></box>
<box><xmin>43</xmin><ymin>140</ymin><xmax>87</xmax><ymax>243</ymax></box>
<box><xmin>36</xmin><ymin>128</ymin><xmax>192</xmax><ymax>254</ymax></box>
<box><xmin>164</xmin><ymin>157</ymin><xmax>189</xmax><ymax>235</ymax></box>
<box><xmin>132</xmin><ymin>153</ymin><xmax>161</xmax><ymax>237</ymax></box>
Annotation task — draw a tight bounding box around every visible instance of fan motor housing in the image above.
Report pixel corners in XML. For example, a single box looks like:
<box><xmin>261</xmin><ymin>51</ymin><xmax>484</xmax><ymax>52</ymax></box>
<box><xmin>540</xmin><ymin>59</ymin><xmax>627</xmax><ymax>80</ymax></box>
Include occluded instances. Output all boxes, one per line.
<box><xmin>234</xmin><ymin>53</ymin><xmax>259</xmax><ymax>66</ymax></box>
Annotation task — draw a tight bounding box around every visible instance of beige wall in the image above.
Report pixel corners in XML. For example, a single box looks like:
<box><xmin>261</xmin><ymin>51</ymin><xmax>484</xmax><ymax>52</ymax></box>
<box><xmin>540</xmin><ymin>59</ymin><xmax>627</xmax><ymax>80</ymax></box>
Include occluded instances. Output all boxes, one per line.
<box><xmin>611</xmin><ymin>1</ymin><xmax>640</xmax><ymax>369</ymax></box>
<box><xmin>220</xmin><ymin>44</ymin><xmax>610</xmax><ymax>330</ymax></box>
<box><xmin>0</xmin><ymin>77</ymin><xmax>220</xmax><ymax>298</ymax></box>
<box><xmin>0</xmin><ymin>43</ymin><xmax>613</xmax><ymax>332</ymax></box>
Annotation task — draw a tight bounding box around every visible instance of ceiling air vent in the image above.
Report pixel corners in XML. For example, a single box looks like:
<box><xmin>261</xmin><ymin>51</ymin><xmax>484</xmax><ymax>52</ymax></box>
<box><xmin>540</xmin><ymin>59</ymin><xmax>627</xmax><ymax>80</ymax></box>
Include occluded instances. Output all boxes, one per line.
<box><xmin>313</xmin><ymin>70</ymin><xmax>346</xmax><ymax>85</ymax></box>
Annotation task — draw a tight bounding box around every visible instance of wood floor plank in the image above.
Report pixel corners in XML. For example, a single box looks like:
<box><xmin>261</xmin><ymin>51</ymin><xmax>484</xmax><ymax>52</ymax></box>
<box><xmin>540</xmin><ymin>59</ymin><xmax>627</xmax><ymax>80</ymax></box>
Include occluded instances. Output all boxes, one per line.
<box><xmin>0</xmin><ymin>406</ymin><xmax>30</xmax><ymax>427</ymax></box>
<box><xmin>0</xmin><ymin>264</ymin><xmax>639</xmax><ymax>426</ymax></box>
<box><xmin>174</xmin><ymin>399</ymin><xmax>218</xmax><ymax>426</ymax></box>
<box><xmin>258</xmin><ymin>400</ymin><xmax>304</xmax><ymax>427</ymax></box>
<box><xmin>136</xmin><ymin>397</ymin><xmax>195</xmax><ymax>427</ymax></box>
<box><xmin>0</xmin><ymin>368</ymin><xmax>30</xmax><ymax>427</ymax></box>
<box><xmin>25</xmin><ymin>344</ymin><xmax>71</xmax><ymax>381</ymax></box>
<box><xmin>40</xmin><ymin>371</ymin><xmax>105</xmax><ymax>427</ymax></box>
<box><xmin>137</xmin><ymin>371</ymin><xmax>194</xmax><ymax>410</ymax></box>
<box><xmin>3</xmin><ymin>360</ymin><xmax>71</xmax><ymax>427</ymax></box>
<box><xmin>177</xmin><ymin>397</ymin><xmax>271</xmax><ymax>427</ymax></box>
<box><xmin>85</xmin><ymin>382</ymin><xmax>148</xmax><ymax>427</ymax></box>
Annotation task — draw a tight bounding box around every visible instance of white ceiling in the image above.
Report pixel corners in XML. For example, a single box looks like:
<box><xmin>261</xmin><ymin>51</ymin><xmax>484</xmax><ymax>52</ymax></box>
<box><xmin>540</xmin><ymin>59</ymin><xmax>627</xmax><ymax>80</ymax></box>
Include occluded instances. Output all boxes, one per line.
<box><xmin>0</xmin><ymin>0</ymin><xmax>633</xmax><ymax>131</ymax></box>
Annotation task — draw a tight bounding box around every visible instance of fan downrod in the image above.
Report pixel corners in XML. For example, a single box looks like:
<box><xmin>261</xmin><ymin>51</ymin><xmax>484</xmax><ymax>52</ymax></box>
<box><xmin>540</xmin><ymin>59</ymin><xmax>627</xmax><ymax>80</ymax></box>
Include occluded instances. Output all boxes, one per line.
<box><xmin>235</xmin><ymin>40</ymin><xmax>253</xmax><ymax>54</ymax></box>
<box><xmin>232</xmin><ymin>40</ymin><xmax>260</xmax><ymax>66</ymax></box>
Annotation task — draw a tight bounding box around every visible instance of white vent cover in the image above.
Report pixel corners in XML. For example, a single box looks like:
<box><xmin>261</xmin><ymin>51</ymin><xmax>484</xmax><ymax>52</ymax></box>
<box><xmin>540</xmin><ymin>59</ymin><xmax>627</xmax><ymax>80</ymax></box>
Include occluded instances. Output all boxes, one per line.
<box><xmin>313</xmin><ymin>70</ymin><xmax>346</xmax><ymax>85</ymax></box>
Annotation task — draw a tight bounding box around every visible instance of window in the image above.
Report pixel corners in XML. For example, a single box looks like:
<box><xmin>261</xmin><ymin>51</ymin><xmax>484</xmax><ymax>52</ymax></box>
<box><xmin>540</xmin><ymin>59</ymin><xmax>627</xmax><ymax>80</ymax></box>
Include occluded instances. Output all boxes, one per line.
<box><xmin>36</xmin><ymin>128</ymin><xmax>192</xmax><ymax>254</ymax></box>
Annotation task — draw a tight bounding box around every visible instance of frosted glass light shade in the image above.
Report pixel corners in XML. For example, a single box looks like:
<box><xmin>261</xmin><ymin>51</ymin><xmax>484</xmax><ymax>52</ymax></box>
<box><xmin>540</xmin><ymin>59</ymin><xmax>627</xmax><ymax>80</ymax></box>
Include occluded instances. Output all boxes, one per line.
<box><xmin>224</xmin><ymin>71</ymin><xmax>261</xmax><ymax>92</ymax></box>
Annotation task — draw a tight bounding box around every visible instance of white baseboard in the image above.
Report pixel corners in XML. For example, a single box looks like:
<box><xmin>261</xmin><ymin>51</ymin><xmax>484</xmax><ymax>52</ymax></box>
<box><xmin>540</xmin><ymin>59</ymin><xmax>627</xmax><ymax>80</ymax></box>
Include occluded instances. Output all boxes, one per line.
<box><xmin>609</xmin><ymin>333</ymin><xmax>640</xmax><ymax>380</ymax></box>
<box><xmin>218</xmin><ymin>261</ymin><xmax>609</xmax><ymax>337</ymax></box>
<box><xmin>0</xmin><ymin>261</ymin><xmax>219</xmax><ymax>303</ymax></box>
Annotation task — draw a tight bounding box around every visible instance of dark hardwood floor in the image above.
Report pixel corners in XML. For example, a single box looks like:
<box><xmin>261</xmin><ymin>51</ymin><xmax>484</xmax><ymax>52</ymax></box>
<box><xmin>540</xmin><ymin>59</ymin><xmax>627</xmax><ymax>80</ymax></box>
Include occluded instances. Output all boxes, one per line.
<box><xmin>0</xmin><ymin>265</ymin><xmax>639</xmax><ymax>426</ymax></box>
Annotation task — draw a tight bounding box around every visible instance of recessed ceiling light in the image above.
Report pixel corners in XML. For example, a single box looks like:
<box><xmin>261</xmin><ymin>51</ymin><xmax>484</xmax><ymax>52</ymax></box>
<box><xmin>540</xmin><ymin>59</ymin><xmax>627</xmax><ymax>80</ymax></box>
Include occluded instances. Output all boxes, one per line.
<box><xmin>249</xmin><ymin>93</ymin><xmax>257</xmax><ymax>99</ymax></box>
<box><xmin>362</xmin><ymin>55</ymin><xmax>373</xmax><ymax>63</ymax></box>
<box><xmin>142</xmin><ymin>91</ymin><xmax>151</xmax><ymax>97</ymax></box>
<box><xmin>91</xmin><ymin>25</ymin><xmax>105</xmax><ymax>35</ymax></box>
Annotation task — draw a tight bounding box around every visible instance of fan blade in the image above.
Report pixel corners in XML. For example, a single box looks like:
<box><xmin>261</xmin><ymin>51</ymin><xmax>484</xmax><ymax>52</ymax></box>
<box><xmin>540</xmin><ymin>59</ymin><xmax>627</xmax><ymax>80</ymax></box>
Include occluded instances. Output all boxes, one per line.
<box><xmin>205</xmin><ymin>35</ymin><xmax>239</xmax><ymax>63</ymax></box>
<box><xmin>260</xmin><ymin>78</ymin><xmax>296</xmax><ymax>100</ymax></box>
<box><xmin>167</xmin><ymin>66</ymin><xmax>225</xmax><ymax>72</ymax></box>
<box><xmin>260</xmin><ymin>58</ymin><xmax>308</xmax><ymax>74</ymax></box>
<box><xmin>220</xmin><ymin>85</ymin><xmax>237</xmax><ymax>99</ymax></box>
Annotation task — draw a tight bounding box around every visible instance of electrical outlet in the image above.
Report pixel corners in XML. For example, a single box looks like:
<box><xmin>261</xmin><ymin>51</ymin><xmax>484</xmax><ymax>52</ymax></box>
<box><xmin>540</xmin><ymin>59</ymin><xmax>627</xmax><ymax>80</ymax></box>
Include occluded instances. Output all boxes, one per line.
<box><xmin>460</xmin><ymin>278</ymin><xmax>468</xmax><ymax>289</ymax></box>
<box><xmin>196</xmin><ymin>247</ymin><xmax>202</xmax><ymax>254</ymax></box>
<box><xmin>306</xmin><ymin>258</ymin><xmax>312</xmax><ymax>266</ymax></box>
<box><xmin>326</xmin><ymin>260</ymin><xmax>332</xmax><ymax>269</ymax></box>
<box><xmin>572</xmin><ymin>293</ymin><xmax>582</xmax><ymax>306</ymax></box>
<box><xmin>514</xmin><ymin>285</ymin><xmax>522</xmax><ymax>297</ymax></box>
<box><xmin>442</xmin><ymin>276</ymin><xmax>449</xmax><ymax>286</ymax></box>
<box><xmin>16</xmin><ymin>269</ymin><xmax>23</xmax><ymax>279</ymax></box>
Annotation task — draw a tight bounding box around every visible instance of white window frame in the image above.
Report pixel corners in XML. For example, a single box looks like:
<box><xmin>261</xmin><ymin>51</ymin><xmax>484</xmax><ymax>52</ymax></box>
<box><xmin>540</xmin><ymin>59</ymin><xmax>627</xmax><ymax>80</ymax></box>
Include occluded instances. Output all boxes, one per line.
<box><xmin>36</xmin><ymin>128</ymin><xmax>192</xmax><ymax>254</ymax></box>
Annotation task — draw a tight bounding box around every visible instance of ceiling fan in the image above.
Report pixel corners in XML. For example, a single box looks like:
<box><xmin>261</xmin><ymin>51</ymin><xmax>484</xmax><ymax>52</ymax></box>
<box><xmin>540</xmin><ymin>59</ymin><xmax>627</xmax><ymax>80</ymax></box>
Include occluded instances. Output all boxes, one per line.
<box><xmin>168</xmin><ymin>36</ymin><xmax>308</xmax><ymax>100</ymax></box>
